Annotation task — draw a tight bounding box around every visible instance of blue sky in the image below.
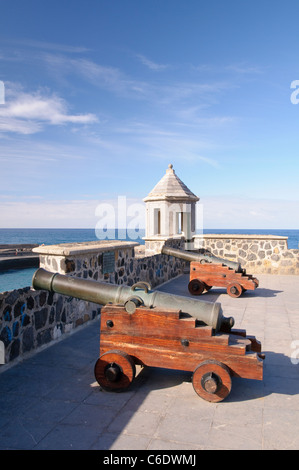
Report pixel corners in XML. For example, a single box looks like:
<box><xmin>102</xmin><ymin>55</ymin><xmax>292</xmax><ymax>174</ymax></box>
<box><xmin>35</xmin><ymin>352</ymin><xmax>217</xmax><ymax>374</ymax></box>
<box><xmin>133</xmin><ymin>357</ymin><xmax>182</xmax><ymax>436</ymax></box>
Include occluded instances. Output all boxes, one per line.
<box><xmin>0</xmin><ymin>0</ymin><xmax>299</xmax><ymax>230</ymax></box>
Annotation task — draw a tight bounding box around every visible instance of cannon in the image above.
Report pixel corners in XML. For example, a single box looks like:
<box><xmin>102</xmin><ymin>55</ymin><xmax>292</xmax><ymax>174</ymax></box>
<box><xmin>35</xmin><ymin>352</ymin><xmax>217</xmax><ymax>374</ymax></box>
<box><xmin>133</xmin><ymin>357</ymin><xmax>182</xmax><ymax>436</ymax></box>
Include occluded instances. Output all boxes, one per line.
<box><xmin>32</xmin><ymin>268</ymin><xmax>233</xmax><ymax>332</ymax></box>
<box><xmin>161</xmin><ymin>245</ymin><xmax>259</xmax><ymax>298</ymax></box>
<box><xmin>32</xmin><ymin>268</ymin><xmax>264</xmax><ymax>402</ymax></box>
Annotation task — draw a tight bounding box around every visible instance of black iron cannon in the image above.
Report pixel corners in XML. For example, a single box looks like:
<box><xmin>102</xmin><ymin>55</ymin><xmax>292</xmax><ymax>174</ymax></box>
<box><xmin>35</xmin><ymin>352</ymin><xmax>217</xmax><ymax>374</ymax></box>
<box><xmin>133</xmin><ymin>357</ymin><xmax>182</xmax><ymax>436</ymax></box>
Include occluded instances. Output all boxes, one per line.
<box><xmin>161</xmin><ymin>245</ymin><xmax>259</xmax><ymax>298</ymax></box>
<box><xmin>32</xmin><ymin>268</ymin><xmax>234</xmax><ymax>332</ymax></box>
<box><xmin>161</xmin><ymin>245</ymin><xmax>244</xmax><ymax>273</ymax></box>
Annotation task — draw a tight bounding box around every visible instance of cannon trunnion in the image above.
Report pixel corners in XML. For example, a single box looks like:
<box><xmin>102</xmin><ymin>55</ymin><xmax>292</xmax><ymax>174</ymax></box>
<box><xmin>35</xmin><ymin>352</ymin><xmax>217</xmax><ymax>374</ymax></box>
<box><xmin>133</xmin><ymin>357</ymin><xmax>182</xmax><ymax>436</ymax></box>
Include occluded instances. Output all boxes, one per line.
<box><xmin>95</xmin><ymin>304</ymin><xmax>264</xmax><ymax>403</ymax></box>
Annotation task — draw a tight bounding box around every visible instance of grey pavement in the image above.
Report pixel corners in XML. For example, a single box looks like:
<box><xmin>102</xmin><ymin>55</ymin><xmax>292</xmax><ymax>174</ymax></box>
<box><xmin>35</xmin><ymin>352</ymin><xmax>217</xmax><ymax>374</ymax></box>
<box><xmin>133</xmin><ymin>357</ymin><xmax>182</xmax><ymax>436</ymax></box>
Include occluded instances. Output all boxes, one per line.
<box><xmin>0</xmin><ymin>273</ymin><xmax>299</xmax><ymax>450</ymax></box>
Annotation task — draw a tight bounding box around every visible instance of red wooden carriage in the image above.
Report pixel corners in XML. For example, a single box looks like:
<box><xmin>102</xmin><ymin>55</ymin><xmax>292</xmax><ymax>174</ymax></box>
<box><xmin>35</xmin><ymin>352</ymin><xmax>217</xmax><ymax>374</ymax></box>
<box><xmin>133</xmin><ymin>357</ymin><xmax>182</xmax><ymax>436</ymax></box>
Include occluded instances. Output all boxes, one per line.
<box><xmin>94</xmin><ymin>304</ymin><xmax>264</xmax><ymax>402</ymax></box>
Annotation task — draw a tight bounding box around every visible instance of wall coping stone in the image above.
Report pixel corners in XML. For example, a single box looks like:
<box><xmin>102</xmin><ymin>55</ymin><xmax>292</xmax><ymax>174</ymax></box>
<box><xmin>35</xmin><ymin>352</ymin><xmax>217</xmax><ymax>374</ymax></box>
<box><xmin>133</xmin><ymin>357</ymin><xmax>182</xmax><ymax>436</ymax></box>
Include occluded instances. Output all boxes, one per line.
<box><xmin>32</xmin><ymin>240</ymin><xmax>139</xmax><ymax>256</ymax></box>
<box><xmin>143</xmin><ymin>235</ymin><xmax>184</xmax><ymax>242</ymax></box>
<box><xmin>194</xmin><ymin>234</ymin><xmax>288</xmax><ymax>240</ymax></box>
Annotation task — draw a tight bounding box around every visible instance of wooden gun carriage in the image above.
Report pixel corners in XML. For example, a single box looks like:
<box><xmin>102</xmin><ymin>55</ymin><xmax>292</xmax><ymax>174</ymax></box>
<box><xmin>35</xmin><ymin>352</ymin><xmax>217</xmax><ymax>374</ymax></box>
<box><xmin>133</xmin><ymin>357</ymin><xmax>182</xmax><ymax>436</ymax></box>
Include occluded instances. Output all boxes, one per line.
<box><xmin>162</xmin><ymin>245</ymin><xmax>259</xmax><ymax>298</ymax></box>
<box><xmin>96</xmin><ymin>302</ymin><xmax>264</xmax><ymax>402</ymax></box>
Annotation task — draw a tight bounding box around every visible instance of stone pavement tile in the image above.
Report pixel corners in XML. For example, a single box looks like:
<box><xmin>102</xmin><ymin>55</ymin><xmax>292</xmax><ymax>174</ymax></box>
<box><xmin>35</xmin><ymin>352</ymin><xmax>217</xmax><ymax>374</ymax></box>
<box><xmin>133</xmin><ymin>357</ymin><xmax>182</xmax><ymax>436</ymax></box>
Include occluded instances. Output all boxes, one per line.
<box><xmin>286</xmin><ymin>298</ymin><xmax>299</xmax><ymax>310</ymax></box>
<box><xmin>43</xmin><ymin>369</ymin><xmax>96</xmax><ymax>402</ymax></box>
<box><xmin>30</xmin><ymin>343</ymin><xmax>97</xmax><ymax>371</ymax></box>
<box><xmin>226</xmin><ymin>376</ymin><xmax>265</xmax><ymax>403</ymax></box>
<box><xmin>19</xmin><ymin>397</ymin><xmax>79</xmax><ymax>424</ymax></box>
<box><xmin>126</xmin><ymin>367</ymin><xmax>192</xmax><ymax>400</ymax></box>
<box><xmin>0</xmin><ymin>357</ymin><xmax>80</xmax><ymax>385</ymax></box>
<box><xmin>33</xmin><ymin>422</ymin><xmax>104</xmax><ymax>450</ymax></box>
<box><xmin>84</xmin><ymin>385</ymin><xmax>136</xmax><ymax>410</ymax></box>
<box><xmin>209</xmin><ymin>386</ymin><xmax>264</xmax><ymax>451</ymax></box>
<box><xmin>263</xmin><ymin>376</ymin><xmax>299</xmax><ymax>411</ymax></box>
<box><xmin>0</xmin><ymin>415</ymin><xmax>57</xmax><ymax>450</ymax></box>
<box><xmin>154</xmin><ymin>409</ymin><xmax>213</xmax><ymax>448</ymax></box>
<box><xmin>0</xmin><ymin>372</ymin><xmax>58</xmax><ymax>399</ymax></box>
<box><xmin>165</xmin><ymin>382</ymin><xmax>217</xmax><ymax>414</ymax></box>
<box><xmin>263</xmin><ymin>343</ymin><xmax>295</xmax><ymax>365</ymax></box>
<box><xmin>24</xmin><ymin>344</ymin><xmax>92</xmax><ymax>370</ymax></box>
<box><xmin>288</xmin><ymin>318</ymin><xmax>299</xmax><ymax>336</ymax></box>
<box><xmin>212</xmin><ymin>400</ymin><xmax>263</xmax><ymax>424</ymax></box>
<box><xmin>107</xmin><ymin>408</ymin><xmax>162</xmax><ymax>438</ymax></box>
<box><xmin>207</xmin><ymin>420</ymin><xmax>262</xmax><ymax>450</ymax></box>
<box><xmin>0</xmin><ymin>392</ymin><xmax>33</xmax><ymax>431</ymax></box>
<box><xmin>91</xmin><ymin>432</ymin><xmax>151</xmax><ymax>450</ymax></box>
<box><xmin>124</xmin><ymin>388</ymin><xmax>175</xmax><ymax>415</ymax></box>
<box><xmin>148</xmin><ymin>438</ymin><xmax>204</xmax><ymax>450</ymax></box>
<box><xmin>239</xmin><ymin>320</ymin><xmax>265</xmax><ymax>340</ymax></box>
<box><xmin>264</xmin><ymin>332</ymin><xmax>292</xmax><ymax>348</ymax></box>
<box><xmin>59</xmin><ymin>402</ymin><xmax>118</xmax><ymax>431</ymax></box>
<box><xmin>263</xmin><ymin>408</ymin><xmax>299</xmax><ymax>450</ymax></box>
<box><xmin>264</xmin><ymin>362</ymin><xmax>299</xmax><ymax>380</ymax></box>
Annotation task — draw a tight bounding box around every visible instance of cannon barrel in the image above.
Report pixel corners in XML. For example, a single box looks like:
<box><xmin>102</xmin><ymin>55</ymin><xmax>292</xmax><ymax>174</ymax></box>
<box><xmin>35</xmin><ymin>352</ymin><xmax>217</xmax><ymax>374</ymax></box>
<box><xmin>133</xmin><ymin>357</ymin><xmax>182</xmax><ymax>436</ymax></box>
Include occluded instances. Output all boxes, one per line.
<box><xmin>32</xmin><ymin>268</ymin><xmax>234</xmax><ymax>332</ymax></box>
<box><xmin>161</xmin><ymin>245</ymin><xmax>244</xmax><ymax>273</ymax></box>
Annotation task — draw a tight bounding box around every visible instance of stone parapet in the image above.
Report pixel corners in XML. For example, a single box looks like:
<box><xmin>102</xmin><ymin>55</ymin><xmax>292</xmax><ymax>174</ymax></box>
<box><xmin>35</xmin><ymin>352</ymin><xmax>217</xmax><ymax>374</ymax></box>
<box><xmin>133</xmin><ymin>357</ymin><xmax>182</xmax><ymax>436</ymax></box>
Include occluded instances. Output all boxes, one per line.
<box><xmin>0</xmin><ymin>286</ymin><xmax>100</xmax><ymax>365</ymax></box>
<box><xmin>33</xmin><ymin>240</ymin><xmax>139</xmax><ymax>281</ymax></box>
<box><xmin>193</xmin><ymin>234</ymin><xmax>299</xmax><ymax>275</ymax></box>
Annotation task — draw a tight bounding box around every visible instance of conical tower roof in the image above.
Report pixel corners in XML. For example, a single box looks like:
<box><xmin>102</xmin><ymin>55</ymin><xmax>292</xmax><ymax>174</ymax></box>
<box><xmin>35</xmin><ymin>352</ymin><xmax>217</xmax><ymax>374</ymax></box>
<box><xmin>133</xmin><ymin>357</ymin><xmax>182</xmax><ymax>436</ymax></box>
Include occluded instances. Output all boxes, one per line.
<box><xmin>143</xmin><ymin>164</ymin><xmax>199</xmax><ymax>202</ymax></box>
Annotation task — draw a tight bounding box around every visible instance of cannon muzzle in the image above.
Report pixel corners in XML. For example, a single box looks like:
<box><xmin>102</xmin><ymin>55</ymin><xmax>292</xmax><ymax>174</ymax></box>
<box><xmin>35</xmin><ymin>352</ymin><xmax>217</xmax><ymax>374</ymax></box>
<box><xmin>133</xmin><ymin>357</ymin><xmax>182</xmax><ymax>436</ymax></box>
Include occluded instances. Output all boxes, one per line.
<box><xmin>161</xmin><ymin>245</ymin><xmax>244</xmax><ymax>273</ymax></box>
<box><xmin>32</xmin><ymin>268</ymin><xmax>234</xmax><ymax>333</ymax></box>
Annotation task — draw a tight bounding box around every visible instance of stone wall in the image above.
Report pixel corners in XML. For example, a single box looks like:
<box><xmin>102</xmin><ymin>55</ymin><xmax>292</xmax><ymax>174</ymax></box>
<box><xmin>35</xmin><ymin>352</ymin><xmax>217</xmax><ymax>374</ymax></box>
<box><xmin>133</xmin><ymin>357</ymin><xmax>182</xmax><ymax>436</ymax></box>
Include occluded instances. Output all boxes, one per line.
<box><xmin>0</xmin><ymin>287</ymin><xmax>100</xmax><ymax>365</ymax></box>
<box><xmin>193</xmin><ymin>234</ymin><xmax>299</xmax><ymax>275</ymax></box>
<box><xmin>36</xmin><ymin>239</ymin><xmax>185</xmax><ymax>288</ymax></box>
<box><xmin>0</xmin><ymin>239</ymin><xmax>186</xmax><ymax>367</ymax></box>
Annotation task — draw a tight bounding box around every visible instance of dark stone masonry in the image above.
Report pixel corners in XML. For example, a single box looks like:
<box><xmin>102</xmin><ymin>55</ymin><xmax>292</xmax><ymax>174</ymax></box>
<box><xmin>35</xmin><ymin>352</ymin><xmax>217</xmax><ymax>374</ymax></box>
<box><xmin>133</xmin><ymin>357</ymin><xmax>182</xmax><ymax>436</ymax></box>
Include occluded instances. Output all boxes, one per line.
<box><xmin>193</xmin><ymin>234</ymin><xmax>299</xmax><ymax>275</ymax></box>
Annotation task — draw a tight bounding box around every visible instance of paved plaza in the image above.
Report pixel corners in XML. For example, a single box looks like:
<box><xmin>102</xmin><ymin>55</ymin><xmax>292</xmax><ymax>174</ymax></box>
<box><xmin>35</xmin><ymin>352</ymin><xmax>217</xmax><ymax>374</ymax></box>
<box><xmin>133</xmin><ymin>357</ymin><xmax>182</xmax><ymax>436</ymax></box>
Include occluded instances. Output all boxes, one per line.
<box><xmin>0</xmin><ymin>273</ymin><xmax>298</xmax><ymax>450</ymax></box>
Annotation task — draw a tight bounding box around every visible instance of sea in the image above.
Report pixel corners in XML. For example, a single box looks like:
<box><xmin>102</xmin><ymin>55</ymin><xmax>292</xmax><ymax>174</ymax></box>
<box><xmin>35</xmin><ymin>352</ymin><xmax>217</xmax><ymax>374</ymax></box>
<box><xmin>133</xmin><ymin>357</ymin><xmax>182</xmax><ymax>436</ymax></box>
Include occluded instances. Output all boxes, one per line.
<box><xmin>0</xmin><ymin>228</ymin><xmax>298</xmax><ymax>293</ymax></box>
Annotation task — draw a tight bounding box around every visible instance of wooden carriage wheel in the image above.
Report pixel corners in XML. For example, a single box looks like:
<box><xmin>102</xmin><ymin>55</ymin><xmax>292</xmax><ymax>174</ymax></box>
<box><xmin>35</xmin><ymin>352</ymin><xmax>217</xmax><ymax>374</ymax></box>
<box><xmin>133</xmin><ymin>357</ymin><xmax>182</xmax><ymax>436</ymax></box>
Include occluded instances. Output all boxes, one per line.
<box><xmin>192</xmin><ymin>360</ymin><xmax>232</xmax><ymax>402</ymax></box>
<box><xmin>188</xmin><ymin>279</ymin><xmax>206</xmax><ymax>295</ymax></box>
<box><xmin>227</xmin><ymin>283</ymin><xmax>243</xmax><ymax>298</ymax></box>
<box><xmin>94</xmin><ymin>350</ymin><xmax>136</xmax><ymax>392</ymax></box>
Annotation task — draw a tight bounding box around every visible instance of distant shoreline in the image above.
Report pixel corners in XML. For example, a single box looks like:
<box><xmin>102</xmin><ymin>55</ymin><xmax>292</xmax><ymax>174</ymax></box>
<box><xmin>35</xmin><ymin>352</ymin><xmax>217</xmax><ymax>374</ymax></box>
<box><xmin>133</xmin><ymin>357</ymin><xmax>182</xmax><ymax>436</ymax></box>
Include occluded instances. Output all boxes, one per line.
<box><xmin>0</xmin><ymin>244</ymin><xmax>39</xmax><ymax>271</ymax></box>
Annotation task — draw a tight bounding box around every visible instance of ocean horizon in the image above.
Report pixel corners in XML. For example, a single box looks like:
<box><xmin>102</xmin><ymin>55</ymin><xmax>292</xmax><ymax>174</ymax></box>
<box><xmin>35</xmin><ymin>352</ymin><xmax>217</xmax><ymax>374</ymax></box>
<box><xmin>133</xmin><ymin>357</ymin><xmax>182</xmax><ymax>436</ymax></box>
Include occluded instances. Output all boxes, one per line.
<box><xmin>0</xmin><ymin>227</ymin><xmax>298</xmax><ymax>293</ymax></box>
<box><xmin>1</xmin><ymin>227</ymin><xmax>299</xmax><ymax>247</ymax></box>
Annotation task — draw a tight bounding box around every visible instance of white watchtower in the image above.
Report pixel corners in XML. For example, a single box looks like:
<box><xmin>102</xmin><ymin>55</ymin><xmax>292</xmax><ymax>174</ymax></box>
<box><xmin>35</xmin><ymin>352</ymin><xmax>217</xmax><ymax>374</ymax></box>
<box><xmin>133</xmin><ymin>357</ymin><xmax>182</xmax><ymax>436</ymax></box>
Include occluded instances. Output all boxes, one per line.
<box><xmin>143</xmin><ymin>164</ymin><xmax>199</xmax><ymax>252</ymax></box>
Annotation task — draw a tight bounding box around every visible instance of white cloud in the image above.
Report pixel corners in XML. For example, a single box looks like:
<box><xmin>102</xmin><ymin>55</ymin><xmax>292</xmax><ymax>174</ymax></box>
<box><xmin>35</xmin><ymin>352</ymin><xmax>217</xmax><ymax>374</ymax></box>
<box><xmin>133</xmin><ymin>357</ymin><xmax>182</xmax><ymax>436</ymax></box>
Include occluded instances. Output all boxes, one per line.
<box><xmin>0</xmin><ymin>199</ymin><xmax>100</xmax><ymax>228</ymax></box>
<box><xmin>136</xmin><ymin>54</ymin><xmax>169</xmax><ymax>71</ymax></box>
<box><xmin>1</xmin><ymin>195</ymin><xmax>298</xmax><ymax>230</ymax></box>
<box><xmin>112</xmin><ymin>121</ymin><xmax>220</xmax><ymax>167</ymax></box>
<box><xmin>42</xmin><ymin>53</ymin><xmax>233</xmax><ymax>109</ymax></box>
<box><xmin>199</xmin><ymin>196</ymin><xmax>299</xmax><ymax>229</ymax></box>
<box><xmin>225</xmin><ymin>63</ymin><xmax>264</xmax><ymax>75</ymax></box>
<box><xmin>0</xmin><ymin>196</ymin><xmax>146</xmax><ymax>230</ymax></box>
<box><xmin>43</xmin><ymin>54</ymin><xmax>150</xmax><ymax>98</ymax></box>
<box><xmin>0</xmin><ymin>85</ymin><xmax>98</xmax><ymax>134</ymax></box>
<box><xmin>14</xmin><ymin>38</ymin><xmax>90</xmax><ymax>54</ymax></box>
<box><xmin>0</xmin><ymin>117</ymin><xmax>42</xmax><ymax>135</ymax></box>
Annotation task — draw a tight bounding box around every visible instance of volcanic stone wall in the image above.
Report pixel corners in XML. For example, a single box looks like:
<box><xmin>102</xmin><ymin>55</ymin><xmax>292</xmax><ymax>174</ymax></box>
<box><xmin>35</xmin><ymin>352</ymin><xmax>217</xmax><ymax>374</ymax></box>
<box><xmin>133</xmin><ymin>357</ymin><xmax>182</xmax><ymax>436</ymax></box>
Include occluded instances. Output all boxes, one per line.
<box><xmin>193</xmin><ymin>234</ymin><xmax>299</xmax><ymax>275</ymax></box>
